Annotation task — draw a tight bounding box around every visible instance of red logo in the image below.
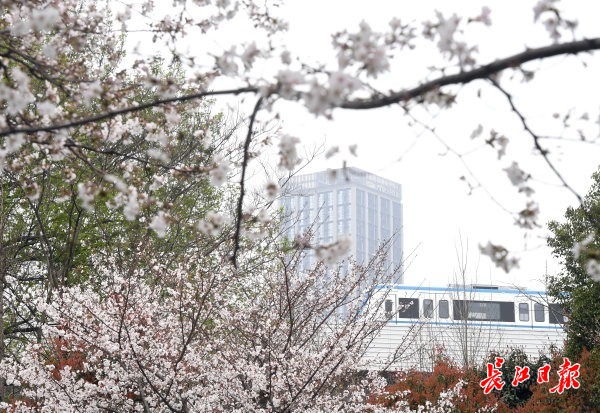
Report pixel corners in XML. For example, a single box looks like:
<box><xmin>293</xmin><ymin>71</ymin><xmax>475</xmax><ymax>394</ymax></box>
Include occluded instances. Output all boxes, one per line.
<box><xmin>480</xmin><ymin>358</ymin><xmax>582</xmax><ymax>394</ymax></box>
<box><xmin>549</xmin><ymin>358</ymin><xmax>581</xmax><ymax>394</ymax></box>
<box><xmin>480</xmin><ymin>357</ymin><xmax>505</xmax><ymax>394</ymax></box>
<box><xmin>511</xmin><ymin>365</ymin><xmax>531</xmax><ymax>386</ymax></box>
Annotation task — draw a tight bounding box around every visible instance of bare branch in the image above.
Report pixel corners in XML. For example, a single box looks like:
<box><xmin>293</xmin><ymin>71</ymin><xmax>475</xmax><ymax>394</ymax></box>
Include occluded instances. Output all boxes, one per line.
<box><xmin>230</xmin><ymin>97</ymin><xmax>264</xmax><ymax>268</ymax></box>
<box><xmin>488</xmin><ymin>77</ymin><xmax>584</xmax><ymax>205</ymax></box>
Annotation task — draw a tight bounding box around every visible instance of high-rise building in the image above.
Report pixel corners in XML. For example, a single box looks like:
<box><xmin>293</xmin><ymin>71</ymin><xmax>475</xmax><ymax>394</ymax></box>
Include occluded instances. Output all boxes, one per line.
<box><xmin>280</xmin><ymin>167</ymin><xmax>403</xmax><ymax>282</ymax></box>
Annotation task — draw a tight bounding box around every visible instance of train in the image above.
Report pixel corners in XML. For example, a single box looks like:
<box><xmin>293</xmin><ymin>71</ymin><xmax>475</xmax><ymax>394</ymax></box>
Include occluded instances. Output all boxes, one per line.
<box><xmin>363</xmin><ymin>284</ymin><xmax>567</xmax><ymax>371</ymax></box>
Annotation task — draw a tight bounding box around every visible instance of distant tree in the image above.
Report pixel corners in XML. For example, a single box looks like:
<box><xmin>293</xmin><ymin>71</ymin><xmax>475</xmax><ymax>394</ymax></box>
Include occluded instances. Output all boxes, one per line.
<box><xmin>450</xmin><ymin>239</ymin><xmax>503</xmax><ymax>371</ymax></box>
<box><xmin>547</xmin><ymin>167</ymin><xmax>600</xmax><ymax>356</ymax></box>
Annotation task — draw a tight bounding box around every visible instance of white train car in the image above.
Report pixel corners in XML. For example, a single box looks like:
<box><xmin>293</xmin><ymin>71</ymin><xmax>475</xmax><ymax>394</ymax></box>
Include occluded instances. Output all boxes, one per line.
<box><xmin>364</xmin><ymin>284</ymin><xmax>567</xmax><ymax>371</ymax></box>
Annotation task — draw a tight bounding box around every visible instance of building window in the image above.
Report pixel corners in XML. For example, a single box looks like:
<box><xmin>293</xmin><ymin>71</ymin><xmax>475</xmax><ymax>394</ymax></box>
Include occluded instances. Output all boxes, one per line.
<box><xmin>356</xmin><ymin>235</ymin><xmax>365</xmax><ymax>263</ymax></box>
<box><xmin>519</xmin><ymin>303</ymin><xmax>529</xmax><ymax>322</ymax></box>
<box><xmin>281</xmin><ymin>197</ymin><xmax>294</xmax><ymax>239</ymax></box>
<box><xmin>317</xmin><ymin>192</ymin><xmax>332</xmax><ymax>237</ymax></box>
<box><xmin>423</xmin><ymin>299</ymin><xmax>433</xmax><ymax>318</ymax></box>
<box><xmin>337</xmin><ymin>188</ymin><xmax>350</xmax><ymax>205</ymax></box>
<box><xmin>336</xmin><ymin>188</ymin><xmax>350</xmax><ymax>236</ymax></box>
<box><xmin>439</xmin><ymin>300</ymin><xmax>449</xmax><ymax>319</ymax></box>
<box><xmin>302</xmin><ymin>254</ymin><xmax>311</xmax><ymax>273</ymax></box>
<box><xmin>380</xmin><ymin>198</ymin><xmax>391</xmax><ymax>239</ymax></box>
<box><xmin>398</xmin><ymin>298</ymin><xmax>419</xmax><ymax>319</ymax></box>
<box><xmin>367</xmin><ymin>193</ymin><xmax>377</xmax><ymax>262</ymax></box>
<box><xmin>392</xmin><ymin>201</ymin><xmax>402</xmax><ymax>267</ymax></box>
<box><xmin>337</xmin><ymin>219</ymin><xmax>349</xmax><ymax>235</ymax></box>
<box><xmin>356</xmin><ymin>189</ymin><xmax>366</xmax><ymax>264</ymax></box>
<box><xmin>299</xmin><ymin>195</ymin><xmax>312</xmax><ymax>235</ymax></box>
<box><xmin>534</xmin><ymin>303</ymin><xmax>545</xmax><ymax>322</ymax></box>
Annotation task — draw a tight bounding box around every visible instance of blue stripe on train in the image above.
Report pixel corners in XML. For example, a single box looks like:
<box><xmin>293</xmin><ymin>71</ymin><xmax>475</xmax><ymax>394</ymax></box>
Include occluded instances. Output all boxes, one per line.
<box><xmin>377</xmin><ymin>285</ymin><xmax>548</xmax><ymax>295</ymax></box>
<box><xmin>387</xmin><ymin>319</ymin><xmax>564</xmax><ymax>330</ymax></box>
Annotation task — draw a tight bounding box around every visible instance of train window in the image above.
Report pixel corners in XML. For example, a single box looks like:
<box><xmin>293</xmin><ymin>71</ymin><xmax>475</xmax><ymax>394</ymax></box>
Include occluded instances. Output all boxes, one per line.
<box><xmin>423</xmin><ymin>299</ymin><xmax>433</xmax><ymax>318</ymax></box>
<box><xmin>398</xmin><ymin>298</ymin><xmax>419</xmax><ymax>318</ymax></box>
<box><xmin>439</xmin><ymin>300</ymin><xmax>449</xmax><ymax>319</ymax></box>
<box><xmin>534</xmin><ymin>303</ymin><xmax>545</xmax><ymax>322</ymax></box>
<box><xmin>453</xmin><ymin>300</ymin><xmax>515</xmax><ymax>322</ymax></box>
<box><xmin>519</xmin><ymin>303</ymin><xmax>529</xmax><ymax>321</ymax></box>
<box><xmin>549</xmin><ymin>303</ymin><xmax>566</xmax><ymax>324</ymax></box>
<box><xmin>385</xmin><ymin>299</ymin><xmax>393</xmax><ymax>319</ymax></box>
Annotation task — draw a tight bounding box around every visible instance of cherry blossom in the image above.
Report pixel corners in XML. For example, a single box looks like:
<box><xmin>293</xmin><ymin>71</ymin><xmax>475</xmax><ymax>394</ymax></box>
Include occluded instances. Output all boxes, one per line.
<box><xmin>149</xmin><ymin>211</ymin><xmax>169</xmax><ymax>237</ymax></box>
<box><xmin>209</xmin><ymin>156</ymin><xmax>231</xmax><ymax>186</ymax></box>
<box><xmin>1</xmin><ymin>0</ymin><xmax>600</xmax><ymax>410</ymax></box>
<box><xmin>197</xmin><ymin>211</ymin><xmax>230</xmax><ymax>235</ymax></box>
<box><xmin>278</xmin><ymin>134</ymin><xmax>302</xmax><ymax>170</ymax></box>
<box><xmin>479</xmin><ymin>241</ymin><xmax>520</xmax><ymax>273</ymax></box>
<box><xmin>123</xmin><ymin>187</ymin><xmax>141</xmax><ymax>221</ymax></box>
<box><xmin>515</xmin><ymin>201</ymin><xmax>540</xmax><ymax>229</ymax></box>
<box><xmin>77</xmin><ymin>182</ymin><xmax>97</xmax><ymax>212</ymax></box>
<box><xmin>264</xmin><ymin>181</ymin><xmax>279</xmax><ymax>200</ymax></box>
<box><xmin>572</xmin><ymin>232</ymin><xmax>595</xmax><ymax>259</ymax></box>
<box><xmin>315</xmin><ymin>236</ymin><xmax>353</xmax><ymax>265</ymax></box>
<box><xmin>324</xmin><ymin>146</ymin><xmax>339</xmax><ymax>159</ymax></box>
<box><xmin>503</xmin><ymin>162</ymin><xmax>534</xmax><ymax>196</ymax></box>
<box><xmin>0</xmin><ymin>245</ymin><xmax>422</xmax><ymax>412</ymax></box>
<box><xmin>585</xmin><ymin>259</ymin><xmax>600</xmax><ymax>282</ymax></box>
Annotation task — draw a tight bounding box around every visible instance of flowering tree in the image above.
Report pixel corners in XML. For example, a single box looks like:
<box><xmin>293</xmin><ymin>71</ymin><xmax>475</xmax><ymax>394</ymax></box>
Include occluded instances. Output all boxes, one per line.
<box><xmin>2</xmin><ymin>243</ymin><xmax>399</xmax><ymax>411</ymax></box>
<box><xmin>0</xmin><ymin>5</ymin><xmax>254</xmax><ymax>403</ymax></box>
<box><xmin>1</xmin><ymin>0</ymin><xmax>600</xmax><ymax>410</ymax></box>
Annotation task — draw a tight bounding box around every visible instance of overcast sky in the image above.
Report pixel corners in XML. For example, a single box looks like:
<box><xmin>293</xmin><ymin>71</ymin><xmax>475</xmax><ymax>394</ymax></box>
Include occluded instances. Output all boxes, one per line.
<box><xmin>253</xmin><ymin>1</ymin><xmax>599</xmax><ymax>290</ymax></box>
<box><xmin>128</xmin><ymin>0</ymin><xmax>600</xmax><ymax>290</ymax></box>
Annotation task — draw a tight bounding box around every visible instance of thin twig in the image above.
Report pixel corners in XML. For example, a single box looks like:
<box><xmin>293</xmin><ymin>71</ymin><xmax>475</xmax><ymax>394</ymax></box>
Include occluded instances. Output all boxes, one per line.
<box><xmin>402</xmin><ymin>107</ymin><xmax>513</xmax><ymax>214</ymax></box>
<box><xmin>488</xmin><ymin>77</ymin><xmax>584</xmax><ymax>205</ymax></box>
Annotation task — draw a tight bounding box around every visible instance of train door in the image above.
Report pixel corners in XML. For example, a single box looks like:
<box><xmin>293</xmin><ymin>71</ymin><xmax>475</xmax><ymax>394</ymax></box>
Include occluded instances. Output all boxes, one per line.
<box><xmin>384</xmin><ymin>293</ymin><xmax>396</xmax><ymax>322</ymax></box>
<box><xmin>432</xmin><ymin>293</ymin><xmax>449</xmax><ymax>322</ymax></box>
<box><xmin>420</xmin><ymin>292</ymin><xmax>434</xmax><ymax>320</ymax></box>
<box><xmin>516</xmin><ymin>297</ymin><xmax>533</xmax><ymax>327</ymax></box>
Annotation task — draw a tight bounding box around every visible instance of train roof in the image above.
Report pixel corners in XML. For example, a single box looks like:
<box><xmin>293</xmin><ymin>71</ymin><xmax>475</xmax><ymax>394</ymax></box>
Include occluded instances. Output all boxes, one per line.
<box><xmin>374</xmin><ymin>284</ymin><xmax>548</xmax><ymax>296</ymax></box>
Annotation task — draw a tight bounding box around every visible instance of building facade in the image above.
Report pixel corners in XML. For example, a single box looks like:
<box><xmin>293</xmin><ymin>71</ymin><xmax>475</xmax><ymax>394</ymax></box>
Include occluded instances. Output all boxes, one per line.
<box><xmin>280</xmin><ymin>167</ymin><xmax>403</xmax><ymax>281</ymax></box>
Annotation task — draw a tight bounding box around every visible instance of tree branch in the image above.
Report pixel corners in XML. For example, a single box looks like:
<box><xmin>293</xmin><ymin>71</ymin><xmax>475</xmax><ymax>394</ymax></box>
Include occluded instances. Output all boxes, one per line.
<box><xmin>488</xmin><ymin>77</ymin><xmax>584</xmax><ymax>205</ymax></box>
<box><xmin>0</xmin><ymin>87</ymin><xmax>258</xmax><ymax>138</ymax></box>
<box><xmin>341</xmin><ymin>37</ymin><xmax>600</xmax><ymax>109</ymax></box>
<box><xmin>230</xmin><ymin>96</ymin><xmax>264</xmax><ymax>268</ymax></box>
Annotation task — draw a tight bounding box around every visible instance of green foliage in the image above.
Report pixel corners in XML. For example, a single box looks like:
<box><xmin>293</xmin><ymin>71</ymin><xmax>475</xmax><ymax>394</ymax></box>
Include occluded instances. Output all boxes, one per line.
<box><xmin>0</xmin><ymin>56</ymin><xmax>232</xmax><ymax>355</ymax></box>
<box><xmin>547</xmin><ymin>167</ymin><xmax>600</xmax><ymax>357</ymax></box>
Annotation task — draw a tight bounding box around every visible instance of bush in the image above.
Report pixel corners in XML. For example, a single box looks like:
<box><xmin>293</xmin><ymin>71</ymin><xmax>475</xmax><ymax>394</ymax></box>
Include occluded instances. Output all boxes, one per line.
<box><xmin>373</xmin><ymin>346</ymin><xmax>600</xmax><ymax>412</ymax></box>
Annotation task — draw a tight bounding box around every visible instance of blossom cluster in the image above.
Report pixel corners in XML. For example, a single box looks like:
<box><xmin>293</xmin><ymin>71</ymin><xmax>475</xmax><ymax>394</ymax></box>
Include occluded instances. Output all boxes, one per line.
<box><xmin>0</xmin><ymin>248</ymin><xmax>413</xmax><ymax>412</ymax></box>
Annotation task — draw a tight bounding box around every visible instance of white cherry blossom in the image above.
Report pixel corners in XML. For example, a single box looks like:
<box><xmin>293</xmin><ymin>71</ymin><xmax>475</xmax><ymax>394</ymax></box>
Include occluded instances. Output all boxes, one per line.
<box><xmin>278</xmin><ymin>134</ymin><xmax>302</xmax><ymax>170</ymax></box>
<box><xmin>149</xmin><ymin>211</ymin><xmax>169</xmax><ymax>237</ymax></box>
